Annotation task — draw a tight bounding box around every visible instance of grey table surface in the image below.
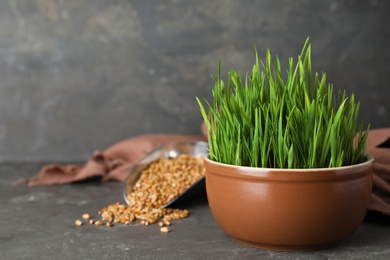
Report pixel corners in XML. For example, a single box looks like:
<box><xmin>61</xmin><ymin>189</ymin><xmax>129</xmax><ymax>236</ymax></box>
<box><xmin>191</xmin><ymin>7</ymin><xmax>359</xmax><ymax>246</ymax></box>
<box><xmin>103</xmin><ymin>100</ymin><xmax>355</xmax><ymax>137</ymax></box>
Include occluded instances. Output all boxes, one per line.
<box><xmin>1</xmin><ymin>163</ymin><xmax>390</xmax><ymax>260</ymax></box>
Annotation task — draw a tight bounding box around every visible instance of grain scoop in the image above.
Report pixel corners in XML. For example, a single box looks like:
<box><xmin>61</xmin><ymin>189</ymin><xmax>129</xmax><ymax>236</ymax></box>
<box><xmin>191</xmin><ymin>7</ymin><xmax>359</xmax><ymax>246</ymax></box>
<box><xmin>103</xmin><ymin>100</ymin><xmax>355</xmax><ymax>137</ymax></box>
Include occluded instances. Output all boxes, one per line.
<box><xmin>123</xmin><ymin>141</ymin><xmax>208</xmax><ymax>208</ymax></box>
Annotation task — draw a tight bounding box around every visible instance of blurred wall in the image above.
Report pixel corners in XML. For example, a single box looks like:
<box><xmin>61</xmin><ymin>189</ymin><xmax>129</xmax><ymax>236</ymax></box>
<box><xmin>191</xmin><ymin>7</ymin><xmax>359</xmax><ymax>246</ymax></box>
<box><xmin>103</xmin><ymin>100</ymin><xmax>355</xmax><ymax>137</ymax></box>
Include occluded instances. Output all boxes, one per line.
<box><xmin>0</xmin><ymin>0</ymin><xmax>389</xmax><ymax>162</ymax></box>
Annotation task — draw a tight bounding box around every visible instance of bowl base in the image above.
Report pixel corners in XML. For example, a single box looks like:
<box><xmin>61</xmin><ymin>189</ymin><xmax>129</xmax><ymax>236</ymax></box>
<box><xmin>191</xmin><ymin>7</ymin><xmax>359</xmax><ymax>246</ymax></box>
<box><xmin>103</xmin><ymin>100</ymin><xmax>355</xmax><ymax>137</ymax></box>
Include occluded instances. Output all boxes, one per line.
<box><xmin>234</xmin><ymin>238</ymin><xmax>339</xmax><ymax>251</ymax></box>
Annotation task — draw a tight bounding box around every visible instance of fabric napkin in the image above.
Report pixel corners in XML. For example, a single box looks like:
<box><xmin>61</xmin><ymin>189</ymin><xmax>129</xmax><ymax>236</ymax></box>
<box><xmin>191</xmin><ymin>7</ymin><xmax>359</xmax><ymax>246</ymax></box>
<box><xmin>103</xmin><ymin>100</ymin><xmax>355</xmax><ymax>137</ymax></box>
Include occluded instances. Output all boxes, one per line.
<box><xmin>15</xmin><ymin>125</ymin><xmax>390</xmax><ymax>215</ymax></box>
<box><xmin>15</xmin><ymin>134</ymin><xmax>206</xmax><ymax>186</ymax></box>
<box><xmin>366</xmin><ymin>128</ymin><xmax>390</xmax><ymax>215</ymax></box>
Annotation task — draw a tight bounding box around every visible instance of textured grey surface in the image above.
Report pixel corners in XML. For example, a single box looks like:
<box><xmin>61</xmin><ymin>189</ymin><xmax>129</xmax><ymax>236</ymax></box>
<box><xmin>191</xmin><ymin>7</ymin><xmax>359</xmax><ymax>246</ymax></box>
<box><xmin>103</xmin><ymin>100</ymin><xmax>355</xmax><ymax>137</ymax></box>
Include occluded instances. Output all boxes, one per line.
<box><xmin>0</xmin><ymin>0</ymin><xmax>389</xmax><ymax>162</ymax></box>
<box><xmin>1</xmin><ymin>163</ymin><xmax>390</xmax><ymax>260</ymax></box>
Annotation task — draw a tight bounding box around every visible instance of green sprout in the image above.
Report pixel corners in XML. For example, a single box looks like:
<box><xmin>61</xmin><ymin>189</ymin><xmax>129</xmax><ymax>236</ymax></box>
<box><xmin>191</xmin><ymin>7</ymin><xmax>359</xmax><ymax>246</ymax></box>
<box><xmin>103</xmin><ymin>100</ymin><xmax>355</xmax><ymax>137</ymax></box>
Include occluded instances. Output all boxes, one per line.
<box><xmin>197</xmin><ymin>38</ymin><xmax>369</xmax><ymax>168</ymax></box>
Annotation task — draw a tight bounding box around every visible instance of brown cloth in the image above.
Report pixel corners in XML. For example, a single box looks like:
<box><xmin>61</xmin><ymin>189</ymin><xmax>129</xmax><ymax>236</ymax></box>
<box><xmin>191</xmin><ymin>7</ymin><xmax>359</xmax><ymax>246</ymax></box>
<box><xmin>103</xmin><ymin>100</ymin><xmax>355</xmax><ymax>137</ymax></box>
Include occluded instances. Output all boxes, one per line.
<box><xmin>14</xmin><ymin>126</ymin><xmax>390</xmax><ymax>215</ymax></box>
<box><xmin>366</xmin><ymin>128</ymin><xmax>390</xmax><ymax>215</ymax></box>
<box><xmin>14</xmin><ymin>134</ymin><xmax>206</xmax><ymax>186</ymax></box>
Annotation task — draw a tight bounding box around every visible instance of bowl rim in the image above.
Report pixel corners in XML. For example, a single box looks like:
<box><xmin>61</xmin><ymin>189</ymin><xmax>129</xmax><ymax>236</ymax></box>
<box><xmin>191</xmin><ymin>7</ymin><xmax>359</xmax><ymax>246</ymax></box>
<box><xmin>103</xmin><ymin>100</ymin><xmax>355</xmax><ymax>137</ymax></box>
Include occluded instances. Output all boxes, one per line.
<box><xmin>204</xmin><ymin>155</ymin><xmax>374</xmax><ymax>181</ymax></box>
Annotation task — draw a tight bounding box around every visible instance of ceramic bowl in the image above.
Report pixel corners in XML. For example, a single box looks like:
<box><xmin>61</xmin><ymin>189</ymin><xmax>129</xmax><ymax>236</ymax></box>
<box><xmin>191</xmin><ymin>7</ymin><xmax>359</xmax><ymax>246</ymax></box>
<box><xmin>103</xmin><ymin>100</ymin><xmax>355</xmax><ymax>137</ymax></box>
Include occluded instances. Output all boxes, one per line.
<box><xmin>204</xmin><ymin>157</ymin><xmax>374</xmax><ymax>251</ymax></box>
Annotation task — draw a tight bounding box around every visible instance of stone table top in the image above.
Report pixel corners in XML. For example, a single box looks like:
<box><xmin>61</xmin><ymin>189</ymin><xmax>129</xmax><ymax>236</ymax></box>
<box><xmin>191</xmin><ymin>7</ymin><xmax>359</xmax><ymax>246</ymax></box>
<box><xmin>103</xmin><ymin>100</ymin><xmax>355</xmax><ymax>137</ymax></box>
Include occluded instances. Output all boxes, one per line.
<box><xmin>1</xmin><ymin>163</ymin><xmax>390</xmax><ymax>260</ymax></box>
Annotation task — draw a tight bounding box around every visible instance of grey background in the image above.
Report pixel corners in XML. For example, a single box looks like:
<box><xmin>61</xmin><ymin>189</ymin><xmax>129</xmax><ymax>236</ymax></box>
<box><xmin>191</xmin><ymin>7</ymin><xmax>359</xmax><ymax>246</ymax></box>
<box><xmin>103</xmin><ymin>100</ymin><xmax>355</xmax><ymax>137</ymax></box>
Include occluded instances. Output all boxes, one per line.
<box><xmin>0</xmin><ymin>0</ymin><xmax>389</xmax><ymax>162</ymax></box>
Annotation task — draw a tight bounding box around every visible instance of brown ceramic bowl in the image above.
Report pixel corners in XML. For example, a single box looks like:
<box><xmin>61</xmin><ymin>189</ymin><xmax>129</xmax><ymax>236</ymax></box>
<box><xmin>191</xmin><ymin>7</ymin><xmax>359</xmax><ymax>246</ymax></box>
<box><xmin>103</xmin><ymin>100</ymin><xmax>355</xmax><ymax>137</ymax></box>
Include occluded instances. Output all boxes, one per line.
<box><xmin>204</xmin><ymin>157</ymin><xmax>374</xmax><ymax>251</ymax></box>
